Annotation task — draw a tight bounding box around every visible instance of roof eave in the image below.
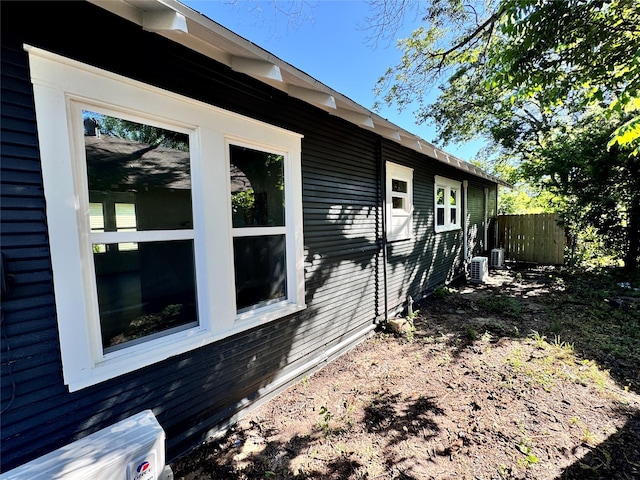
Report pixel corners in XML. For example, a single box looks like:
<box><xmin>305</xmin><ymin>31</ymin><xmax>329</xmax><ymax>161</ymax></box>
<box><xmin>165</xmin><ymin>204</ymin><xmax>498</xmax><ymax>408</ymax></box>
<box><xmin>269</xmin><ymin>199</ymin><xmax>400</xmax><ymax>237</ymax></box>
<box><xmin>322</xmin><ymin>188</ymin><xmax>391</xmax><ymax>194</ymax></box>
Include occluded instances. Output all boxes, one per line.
<box><xmin>88</xmin><ymin>0</ymin><xmax>505</xmax><ymax>186</ymax></box>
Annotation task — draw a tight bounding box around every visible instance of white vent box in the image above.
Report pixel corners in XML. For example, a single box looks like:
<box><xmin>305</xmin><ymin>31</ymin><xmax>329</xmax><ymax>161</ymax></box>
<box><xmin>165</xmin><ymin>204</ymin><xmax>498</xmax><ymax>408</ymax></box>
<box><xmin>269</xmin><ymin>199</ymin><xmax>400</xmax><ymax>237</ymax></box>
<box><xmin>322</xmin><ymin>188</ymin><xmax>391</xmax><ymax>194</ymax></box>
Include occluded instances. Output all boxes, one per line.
<box><xmin>0</xmin><ymin>410</ymin><xmax>172</xmax><ymax>480</ymax></box>
<box><xmin>469</xmin><ymin>256</ymin><xmax>488</xmax><ymax>283</ymax></box>
<box><xmin>490</xmin><ymin>248</ymin><xmax>505</xmax><ymax>269</ymax></box>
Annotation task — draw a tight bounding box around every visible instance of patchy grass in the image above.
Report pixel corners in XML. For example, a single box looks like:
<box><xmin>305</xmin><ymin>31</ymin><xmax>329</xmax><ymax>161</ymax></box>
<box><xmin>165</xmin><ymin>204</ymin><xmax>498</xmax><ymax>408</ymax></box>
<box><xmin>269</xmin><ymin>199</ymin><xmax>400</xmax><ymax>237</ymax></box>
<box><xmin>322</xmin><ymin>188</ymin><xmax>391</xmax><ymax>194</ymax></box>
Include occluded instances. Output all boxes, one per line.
<box><xmin>171</xmin><ymin>265</ymin><xmax>640</xmax><ymax>480</ymax></box>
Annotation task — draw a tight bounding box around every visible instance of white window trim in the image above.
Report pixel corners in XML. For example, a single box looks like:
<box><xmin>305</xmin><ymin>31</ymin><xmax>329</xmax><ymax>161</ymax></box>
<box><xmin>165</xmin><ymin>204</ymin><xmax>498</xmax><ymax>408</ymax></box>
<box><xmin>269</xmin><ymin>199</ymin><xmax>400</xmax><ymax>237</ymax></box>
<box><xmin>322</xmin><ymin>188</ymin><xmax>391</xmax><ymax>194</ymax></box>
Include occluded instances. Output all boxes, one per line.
<box><xmin>27</xmin><ymin>45</ymin><xmax>305</xmax><ymax>391</ymax></box>
<box><xmin>386</xmin><ymin>162</ymin><xmax>414</xmax><ymax>241</ymax></box>
<box><xmin>434</xmin><ymin>175</ymin><xmax>462</xmax><ymax>233</ymax></box>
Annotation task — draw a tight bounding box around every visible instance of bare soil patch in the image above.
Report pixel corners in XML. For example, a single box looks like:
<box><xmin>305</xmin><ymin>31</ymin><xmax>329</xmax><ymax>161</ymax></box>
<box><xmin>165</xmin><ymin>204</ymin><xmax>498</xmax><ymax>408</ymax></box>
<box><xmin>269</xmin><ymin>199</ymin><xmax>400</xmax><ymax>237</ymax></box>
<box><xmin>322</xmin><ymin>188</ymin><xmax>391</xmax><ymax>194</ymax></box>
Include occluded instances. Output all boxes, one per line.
<box><xmin>171</xmin><ymin>266</ymin><xmax>640</xmax><ymax>479</ymax></box>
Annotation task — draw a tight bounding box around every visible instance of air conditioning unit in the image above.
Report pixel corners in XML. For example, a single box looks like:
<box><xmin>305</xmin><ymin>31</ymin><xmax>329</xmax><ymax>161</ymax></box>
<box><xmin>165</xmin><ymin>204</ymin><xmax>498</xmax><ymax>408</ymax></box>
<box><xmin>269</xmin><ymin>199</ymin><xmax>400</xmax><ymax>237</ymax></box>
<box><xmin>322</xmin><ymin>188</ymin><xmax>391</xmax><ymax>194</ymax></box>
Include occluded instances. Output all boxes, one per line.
<box><xmin>490</xmin><ymin>248</ymin><xmax>505</xmax><ymax>269</ymax></box>
<box><xmin>469</xmin><ymin>256</ymin><xmax>488</xmax><ymax>283</ymax></box>
<box><xmin>0</xmin><ymin>410</ymin><xmax>173</xmax><ymax>480</ymax></box>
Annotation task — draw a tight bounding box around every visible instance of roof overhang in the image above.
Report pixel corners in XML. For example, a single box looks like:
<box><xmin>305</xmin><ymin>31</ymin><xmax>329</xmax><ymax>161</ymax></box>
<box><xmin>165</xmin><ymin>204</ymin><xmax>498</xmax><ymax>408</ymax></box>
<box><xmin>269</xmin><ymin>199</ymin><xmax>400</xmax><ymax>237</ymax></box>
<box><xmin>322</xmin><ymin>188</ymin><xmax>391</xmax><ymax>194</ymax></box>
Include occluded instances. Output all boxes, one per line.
<box><xmin>88</xmin><ymin>0</ymin><xmax>507</xmax><ymax>186</ymax></box>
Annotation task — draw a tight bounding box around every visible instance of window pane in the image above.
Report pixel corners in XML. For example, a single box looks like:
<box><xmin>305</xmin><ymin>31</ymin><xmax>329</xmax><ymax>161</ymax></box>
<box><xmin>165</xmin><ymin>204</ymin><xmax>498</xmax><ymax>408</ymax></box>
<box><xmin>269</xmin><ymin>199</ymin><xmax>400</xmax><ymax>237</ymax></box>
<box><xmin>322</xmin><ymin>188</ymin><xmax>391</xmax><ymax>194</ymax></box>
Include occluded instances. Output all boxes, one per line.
<box><xmin>230</xmin><ymin>145</ymin><xmax>284</xmax><ymax>228</ymax></box>
<box><xmin>437</xmin><ymin>207</ymin><xmax>445</xmax><ymax>226</ymax></box>
<box><xmin>392</xmin><ymin>179</ymin><xmax>407</xmax><ymax>193</ymax></box>
<box><xmin>89</xmin><ymin>203</ymin><xmax>105</xmax><ymax>232</ymax></box>
<box><xmin>392</xmin><ymin>196</ymin><xmax>405</xmax><ymax>209</ymax></box>
<box><xmin>436</xmin><ymin>187</ymin><xmax>445</xmax><ymax>205</ymax></box>
<box><xmin>450</xmin><ymin>207</ymin><xmax>457</xmax><ymax>224</ymax></box>
<box><xmin>93</xmin><ymin>244</ymin><xmax>107</xmax><ymax>254</ymax></box>
<box><xmin>94</xmin><ymin>240</ymin><xmax>198</xmax><ymax>352</ymax></box>
<box><xmin>83</xmin><ymin>111</ymin><xmax>193</xmax><ymax>231</ymax></box>
<box><xmin>233</xmin><ymin>235</ymin><xmax>286</xmax><ymax>311</ymax></box>
<box><xmin>115</xmin><ymin>203</ymin><xmax>138</xmax><ymax>251</ymax></box>
<box><xmin>450</xmin><ymin>189</ymin><xmax>457</xmax><ymax>206</ymax></box>
<box><xmin>115</xmin><ymin>203</ymin><xmax>136</xmax><ymax>231</ymax></box>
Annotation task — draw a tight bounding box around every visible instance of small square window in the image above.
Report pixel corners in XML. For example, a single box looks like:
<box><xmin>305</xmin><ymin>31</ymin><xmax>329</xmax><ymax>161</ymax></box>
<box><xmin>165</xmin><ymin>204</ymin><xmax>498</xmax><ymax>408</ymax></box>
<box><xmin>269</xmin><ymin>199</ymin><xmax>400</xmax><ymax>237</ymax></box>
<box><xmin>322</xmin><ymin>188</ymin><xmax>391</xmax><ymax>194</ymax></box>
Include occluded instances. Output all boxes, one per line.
<box><xmin>392</xmin><ymin>179</ymin><xmax>408</xmax><ymax>194</ymax></box>
<box><xmin>392</xmin><ymin>196</ymin><xmax>405</xmax><ymax>210</ymax></box>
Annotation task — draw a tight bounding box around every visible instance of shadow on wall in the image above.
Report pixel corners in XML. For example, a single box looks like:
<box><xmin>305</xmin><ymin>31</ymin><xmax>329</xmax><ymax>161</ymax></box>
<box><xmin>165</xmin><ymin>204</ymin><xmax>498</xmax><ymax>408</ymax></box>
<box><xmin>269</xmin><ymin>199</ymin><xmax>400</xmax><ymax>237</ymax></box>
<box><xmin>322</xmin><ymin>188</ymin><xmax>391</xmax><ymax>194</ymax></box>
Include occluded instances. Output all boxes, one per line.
<box><xmin>159</xmin><ymin>200</ymin><xmax>385</xmax><ymax>460</ymax></box>
<box><xmin>0</xmin><ymin>12</ymin><xmax>475</xmax><ymax>471</ymax></box>
<box><xmin>0</xmin><ymin>152</ymin><xmax>476</xmax><ymax>475</ymax></box>
<box><xmin>386</xmin><ymin>210</ymin><xmax>464</xmax><ymax>312</ymax></box>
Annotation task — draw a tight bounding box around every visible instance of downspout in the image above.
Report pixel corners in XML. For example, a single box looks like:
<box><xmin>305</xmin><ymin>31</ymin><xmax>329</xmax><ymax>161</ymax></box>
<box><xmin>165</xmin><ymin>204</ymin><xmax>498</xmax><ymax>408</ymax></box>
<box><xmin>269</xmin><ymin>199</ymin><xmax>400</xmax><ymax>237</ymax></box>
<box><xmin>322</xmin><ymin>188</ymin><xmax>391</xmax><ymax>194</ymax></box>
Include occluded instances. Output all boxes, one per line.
<box><xmin>379</xmin><ymin>141</ymin><xmax>388</xmax><ymax>323</ymax></box>
<box><xmin>463</xmin><ymin>180</ymin><xmax>469</xmax><ymax>262</ymax></box>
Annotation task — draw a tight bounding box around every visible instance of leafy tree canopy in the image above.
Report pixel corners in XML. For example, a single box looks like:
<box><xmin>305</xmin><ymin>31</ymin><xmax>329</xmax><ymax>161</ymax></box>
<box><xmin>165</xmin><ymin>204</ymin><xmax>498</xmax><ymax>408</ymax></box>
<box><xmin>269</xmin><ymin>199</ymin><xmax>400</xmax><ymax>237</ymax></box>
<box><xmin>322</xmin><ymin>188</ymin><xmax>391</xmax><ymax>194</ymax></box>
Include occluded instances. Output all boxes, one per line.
<box><xmin>373</xmin><ymin>0</ymin><xmax>640</xmax><ymax>270</ymax></box>
<box><xmin>374</xmin><ymin>0</ymin><xmax>639</xmax><ymax>154</ymax></box>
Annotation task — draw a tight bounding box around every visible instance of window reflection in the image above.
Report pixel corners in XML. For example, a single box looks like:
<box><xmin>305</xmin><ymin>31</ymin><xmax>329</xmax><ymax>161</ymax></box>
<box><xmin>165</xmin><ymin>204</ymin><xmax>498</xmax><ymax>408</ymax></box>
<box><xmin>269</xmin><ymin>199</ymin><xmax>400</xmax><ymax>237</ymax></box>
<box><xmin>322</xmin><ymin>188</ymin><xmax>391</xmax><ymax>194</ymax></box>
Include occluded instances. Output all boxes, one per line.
<box><xmin>233</xmin><ymin>235</ymin><xmax>286</xmax><ymax>312</ymax></box>
<box><xmin>95</xmin><ymin>240</ymin><xmax>198</xmax><ymax>352</ymax></box>
<box><xmin>83</xmin><ymin>111</ymin><xmax>198</xmax><ymax>351</ymax></box>
<box><xmin>84</xmin><ymin>111</ymin><xmax>192</xmax><ymax>232</ymax></box>
<box><xmin>392</xmin><ymin>197</ymin><xmax>405</xmax><ymax>209</ymax></box>
<box><xmin>392</xmin><ymin>179</ymin><xmax>407</xmax><ymax>193</ymax></box>
<box><xmin>230</xmin><ymin>145</ymin><xmax>284</xmax><ymax>228</ymax></box>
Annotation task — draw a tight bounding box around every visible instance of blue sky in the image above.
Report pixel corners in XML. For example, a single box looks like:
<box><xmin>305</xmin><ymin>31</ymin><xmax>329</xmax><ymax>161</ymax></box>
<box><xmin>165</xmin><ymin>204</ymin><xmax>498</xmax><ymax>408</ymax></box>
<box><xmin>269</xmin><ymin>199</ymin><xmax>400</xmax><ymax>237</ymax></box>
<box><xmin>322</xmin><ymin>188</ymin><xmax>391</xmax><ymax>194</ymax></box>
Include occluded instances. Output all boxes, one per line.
<box><xmin>181</xmin><ymin>0</ymin><xmax>484</xmax><ymax>161</ymax></box>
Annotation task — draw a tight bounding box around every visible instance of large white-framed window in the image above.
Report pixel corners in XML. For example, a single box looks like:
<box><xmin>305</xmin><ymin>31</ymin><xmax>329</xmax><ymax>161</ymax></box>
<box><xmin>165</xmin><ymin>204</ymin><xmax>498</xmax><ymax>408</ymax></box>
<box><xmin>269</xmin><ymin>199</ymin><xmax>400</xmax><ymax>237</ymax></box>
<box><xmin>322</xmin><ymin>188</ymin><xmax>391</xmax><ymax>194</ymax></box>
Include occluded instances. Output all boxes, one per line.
<box><xmin>386</xmin><ymin>162</ymin><xmax>414</xmax><ymax>241</ymax></box>
<box><xmin>434</xmin><ymin>176</ymin><xmax>462</xmax><ymax>233</ymax></box>
<box><xmin>27</xmin><ymin>46</ymin><xmax>305</xmax><ymax>391</ymax></box>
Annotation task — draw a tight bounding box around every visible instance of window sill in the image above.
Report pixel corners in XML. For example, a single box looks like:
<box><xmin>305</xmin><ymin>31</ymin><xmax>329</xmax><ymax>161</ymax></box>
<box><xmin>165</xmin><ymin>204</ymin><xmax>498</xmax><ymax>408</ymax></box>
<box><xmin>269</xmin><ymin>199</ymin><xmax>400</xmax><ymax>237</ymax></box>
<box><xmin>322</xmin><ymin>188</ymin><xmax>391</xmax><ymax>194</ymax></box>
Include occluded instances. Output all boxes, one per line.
<box><xmin>234</xmin><ymin>301</ymin><xmax>307</xmax><ymax>331</ymax></box>
<box><xmin>68</xmin><ymin>325</ymin><xmax>213</xmax><ymax>391</ymax></box>
<box><xmin>387</xmin><ymin>235</ymin><xmax>414</xmax><ymax>243</ymax></box>
<box><xmin>66</xmin><ymin>301</ymin><xmax>307</xmax><ymax>392</ymax></box>
<box><xmin>435</xmin><ymin>225</ymin><xmax>461</xmax><ymax>234</ymax></box>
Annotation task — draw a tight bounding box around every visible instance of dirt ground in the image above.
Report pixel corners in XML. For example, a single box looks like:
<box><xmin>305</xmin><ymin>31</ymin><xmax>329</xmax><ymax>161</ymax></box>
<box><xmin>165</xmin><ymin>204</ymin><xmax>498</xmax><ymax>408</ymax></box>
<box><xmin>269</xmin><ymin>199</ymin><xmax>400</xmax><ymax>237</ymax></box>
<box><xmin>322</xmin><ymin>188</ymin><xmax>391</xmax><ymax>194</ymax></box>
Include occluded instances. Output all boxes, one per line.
<box><xmin>171</xmin><ymin>265</ymin><xmax>640</xmax><ymax>479</ymax></box>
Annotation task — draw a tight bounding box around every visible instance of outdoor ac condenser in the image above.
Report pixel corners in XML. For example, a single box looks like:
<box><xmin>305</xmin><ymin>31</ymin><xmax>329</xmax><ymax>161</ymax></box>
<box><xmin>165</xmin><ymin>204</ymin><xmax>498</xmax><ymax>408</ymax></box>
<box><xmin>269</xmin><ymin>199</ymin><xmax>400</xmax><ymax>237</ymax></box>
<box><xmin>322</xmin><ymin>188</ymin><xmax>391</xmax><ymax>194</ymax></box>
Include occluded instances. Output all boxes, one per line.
<box><xmin>469</xmin><ymin>256</ymin><xmax>488</xmax><ymax>283</ymax></box>
<box><xmin>0</xmin><ymin>410</ymin><xmax>173</xmax><ymax>480</ymax></box>
<box><xmin>490</xmin><ymin>248</ymin><xmax>505</xmax><ymax>269</ymax></box>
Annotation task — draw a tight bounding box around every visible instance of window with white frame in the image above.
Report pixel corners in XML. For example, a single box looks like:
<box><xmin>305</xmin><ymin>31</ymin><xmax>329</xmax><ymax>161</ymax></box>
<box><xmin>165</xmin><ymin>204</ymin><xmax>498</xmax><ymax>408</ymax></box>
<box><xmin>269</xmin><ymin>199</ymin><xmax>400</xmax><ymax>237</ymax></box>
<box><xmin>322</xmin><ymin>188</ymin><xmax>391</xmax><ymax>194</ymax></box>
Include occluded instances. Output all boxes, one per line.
<box><xmin>27</xmin><ymin>46</ymin><xmax>305</xmax><ymax>391</ymax></box>
<box><xmin>386</xmin><ymin>162</ymin><xmax>413</xmax><ymax>241</ymax></box>
<box><xmin>434</xmin><ymin>176</ymin><xmax>461</xmax><ymax>232</ymax></box>
<box><xmin>229</xmin><ymin>143</ymin><xmax>287</xmax><ymax>314</ymax></box>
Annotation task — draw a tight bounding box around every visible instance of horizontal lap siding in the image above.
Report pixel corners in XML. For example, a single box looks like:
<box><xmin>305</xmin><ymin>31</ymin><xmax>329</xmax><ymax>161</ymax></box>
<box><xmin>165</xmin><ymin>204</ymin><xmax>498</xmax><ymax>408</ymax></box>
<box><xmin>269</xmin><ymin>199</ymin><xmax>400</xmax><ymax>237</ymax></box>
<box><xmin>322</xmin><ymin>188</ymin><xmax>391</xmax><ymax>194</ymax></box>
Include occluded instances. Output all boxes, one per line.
<box><xmin>382</xmin><ymin>144</ymin><xmax>498</xmax><ymax>312</ymax></box>
<box><xmin>1</xmin><ymin>1</ymin><xmax>381</xmax><ymax>470</ymax></box>
<box><xmin>467</xmin><ymin>185</ymin><xmax>486</xmax><ymax>256</ymax></box>
<box><xmin>1</xmin><ymin>35</ymin><xmax>67</xmax><ymax>465</ymax></box>
<box><xmin>487</xmin><ymin>187</ymin><xmax>498</xmax><ymax>250</ymax></box>
<box><xmin>383</xmin><ymin>143</ymin><xmax>465</xmax><ymax>311</ymax></box>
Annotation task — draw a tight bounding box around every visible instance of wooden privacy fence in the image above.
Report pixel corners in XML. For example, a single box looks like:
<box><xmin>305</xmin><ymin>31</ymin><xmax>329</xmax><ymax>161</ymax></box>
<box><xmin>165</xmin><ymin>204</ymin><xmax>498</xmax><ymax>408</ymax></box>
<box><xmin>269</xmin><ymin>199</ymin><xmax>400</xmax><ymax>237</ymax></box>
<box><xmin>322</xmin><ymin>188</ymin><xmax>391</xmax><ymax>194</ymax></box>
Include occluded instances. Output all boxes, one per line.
<box><xmin>497</xmin><ymin>213</ymin><xmax>565</xmax><ymax>265</ymax></box>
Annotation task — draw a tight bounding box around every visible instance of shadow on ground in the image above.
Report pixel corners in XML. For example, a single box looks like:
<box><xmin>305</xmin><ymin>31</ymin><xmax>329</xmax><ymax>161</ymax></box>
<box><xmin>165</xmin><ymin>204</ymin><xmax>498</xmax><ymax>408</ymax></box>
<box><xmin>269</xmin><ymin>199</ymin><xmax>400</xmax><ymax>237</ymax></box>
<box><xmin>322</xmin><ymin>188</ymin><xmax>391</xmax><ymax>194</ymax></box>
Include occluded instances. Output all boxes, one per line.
<box><xmin>414</xmin><ymin>264</ymin><xmax>640</xmax><ymax>394</ymax></box>
<box><xmin>171</xmin><ymin>264</ymin><xmax>640</xmax><ymax>479</ymax></box>
<box><xmin>559</xmin><ymin>408</ymin><xmax>640</xmax><ymax>479</ymax></box>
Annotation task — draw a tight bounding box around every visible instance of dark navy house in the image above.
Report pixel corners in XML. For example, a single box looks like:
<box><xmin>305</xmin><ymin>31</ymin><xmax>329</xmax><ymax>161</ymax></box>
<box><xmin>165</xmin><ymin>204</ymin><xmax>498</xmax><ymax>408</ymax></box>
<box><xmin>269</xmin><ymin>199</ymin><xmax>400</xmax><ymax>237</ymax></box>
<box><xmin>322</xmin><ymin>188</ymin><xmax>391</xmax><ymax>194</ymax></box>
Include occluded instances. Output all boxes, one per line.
<box><xmin>0</xmin><ymin>0</ymin><xmax>502</xmax><ymax>472</ymax></box>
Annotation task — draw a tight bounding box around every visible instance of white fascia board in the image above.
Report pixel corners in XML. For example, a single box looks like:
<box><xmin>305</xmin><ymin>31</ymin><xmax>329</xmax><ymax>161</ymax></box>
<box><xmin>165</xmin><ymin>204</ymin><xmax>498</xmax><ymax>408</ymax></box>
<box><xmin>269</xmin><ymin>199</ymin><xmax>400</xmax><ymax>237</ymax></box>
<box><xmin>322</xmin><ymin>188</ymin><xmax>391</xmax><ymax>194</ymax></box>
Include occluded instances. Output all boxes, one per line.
<box><xmin>231</xmin><ymin>56</ymin><xmax>283</xmax><ymax>82</ymax></box>
<box><xmin>288</xmin><ymin>85</ymin><xmax>336</xmax><ymax>109</ymax></box>
<box><xmin>143</xmin><ymin>9</ymin><xmax>188</xmax><ymax>32</ymax></box>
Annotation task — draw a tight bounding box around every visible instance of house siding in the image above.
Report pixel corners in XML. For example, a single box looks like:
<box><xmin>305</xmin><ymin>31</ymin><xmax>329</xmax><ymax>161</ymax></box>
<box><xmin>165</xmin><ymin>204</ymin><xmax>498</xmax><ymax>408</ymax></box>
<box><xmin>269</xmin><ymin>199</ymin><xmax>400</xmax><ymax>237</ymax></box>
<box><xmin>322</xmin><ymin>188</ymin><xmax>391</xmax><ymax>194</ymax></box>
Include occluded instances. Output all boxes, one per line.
<box><xmin>382</xmin><ymin>143</ymin><xmax>495</xmax><ymax>312</ymax></box>
<box><xmin>0</xmin><ymin>1</ymin><xmax>497</xmax><ymax>472</ymax></box>
<box><xmin>467</xmin><ymin>183</ymin><xmax>487</xmax><ymax>256</ymax></box>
